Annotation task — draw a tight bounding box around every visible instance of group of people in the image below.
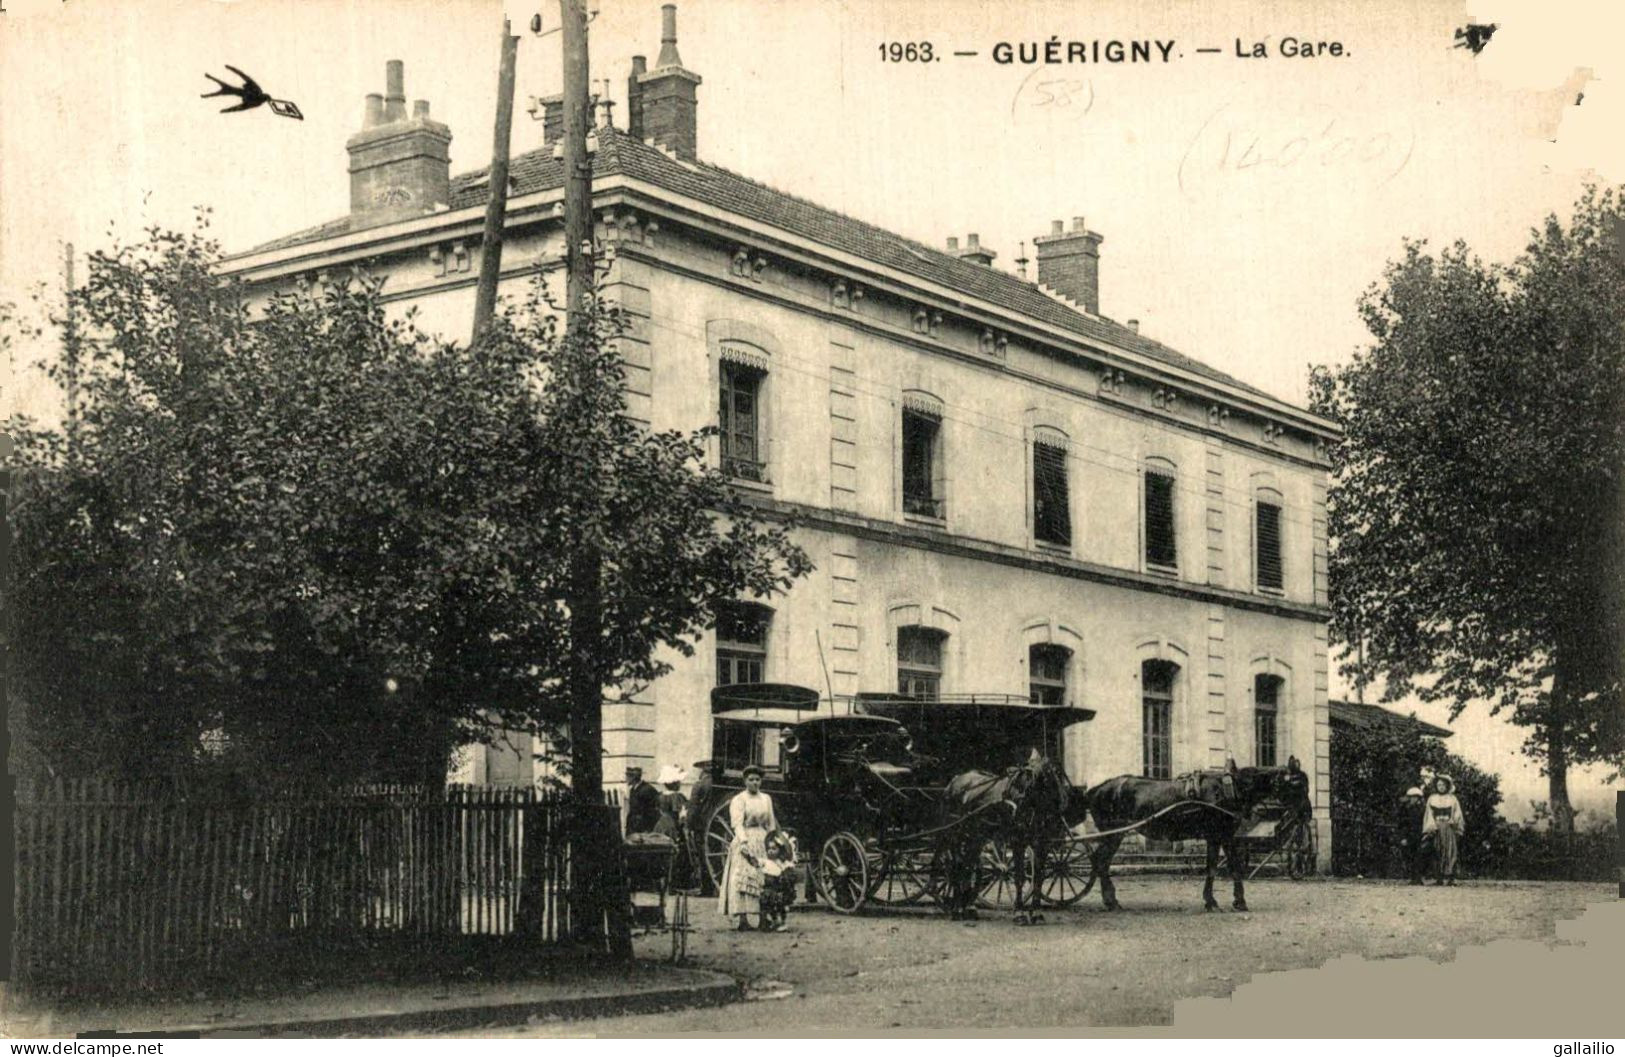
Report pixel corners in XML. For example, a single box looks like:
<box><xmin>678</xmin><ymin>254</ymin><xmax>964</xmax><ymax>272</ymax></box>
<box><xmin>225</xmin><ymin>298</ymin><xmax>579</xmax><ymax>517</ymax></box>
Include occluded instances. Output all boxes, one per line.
<box><xmin>622</xmin><ymin>762</ymin><xmax>800</xmax><ymax>934</ymax></box>
<box><xmin>1396</xmin><ymin>773</ymin><xmax>1466</xmax><ymax>885</ymax></box>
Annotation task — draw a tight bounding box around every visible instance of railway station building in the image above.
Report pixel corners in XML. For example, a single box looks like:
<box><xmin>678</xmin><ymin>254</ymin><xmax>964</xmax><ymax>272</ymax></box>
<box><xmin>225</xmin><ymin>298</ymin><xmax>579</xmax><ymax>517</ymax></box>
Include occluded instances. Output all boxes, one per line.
<box><xmin>224</xmin><ymin>8</ymin><xmax>1342</xmax><ymax>865</ymax></box>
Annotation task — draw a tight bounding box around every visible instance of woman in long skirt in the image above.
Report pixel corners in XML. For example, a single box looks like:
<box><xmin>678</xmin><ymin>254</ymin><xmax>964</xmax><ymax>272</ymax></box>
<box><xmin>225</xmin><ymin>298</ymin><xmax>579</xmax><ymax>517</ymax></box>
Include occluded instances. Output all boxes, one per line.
<box><xmin>718</xmin><ymin>765</ymin><xmax>778</xmax><ymax>930</ymax></box>
<box><xmin>1422</xmin><ymin>774</ymin><xmax>1465</xmax><ymax>885</ymax></box>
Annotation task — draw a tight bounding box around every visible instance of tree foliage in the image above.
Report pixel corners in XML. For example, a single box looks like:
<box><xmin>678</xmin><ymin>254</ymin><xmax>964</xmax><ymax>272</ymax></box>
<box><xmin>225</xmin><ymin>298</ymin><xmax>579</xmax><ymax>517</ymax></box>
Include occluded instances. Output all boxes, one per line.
<box><xmin>1328</xmin><ymin>720</ymin><xmax>1501</xmax><ymax>877</ymax></box>
<box><xmin>1309</xmin><ymin>186</ymin><xmax>1625</xmax><ymax>828</ymax></box>
<box><xmin>6</xmin><ymin>224</ymin><xmax>812</xmax><ymax>785</ymax></box>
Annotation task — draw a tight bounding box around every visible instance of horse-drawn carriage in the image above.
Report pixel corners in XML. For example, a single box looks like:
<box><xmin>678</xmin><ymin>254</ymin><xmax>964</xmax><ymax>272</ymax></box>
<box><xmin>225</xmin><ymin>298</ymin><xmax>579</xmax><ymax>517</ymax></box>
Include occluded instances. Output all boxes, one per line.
<box><xmin>688</xmin><ymin>683</ymin><xmax>1317</xmax><ymax>920</ymax></box>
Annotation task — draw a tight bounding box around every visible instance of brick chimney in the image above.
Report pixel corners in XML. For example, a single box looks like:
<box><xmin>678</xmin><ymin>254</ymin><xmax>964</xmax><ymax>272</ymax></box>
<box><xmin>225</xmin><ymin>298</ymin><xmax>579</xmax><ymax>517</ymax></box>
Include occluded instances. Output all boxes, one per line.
<box><xmin>950</xmin><ymin>232</ymin><xmax>996</xmax><ymax>267</ymax></box>
<box><xmin>626</xmin><ymin>56</ymin><xmax>647</xmax><ymax>138</ymax></box>
<box><xmin>532</xmin><ymin>93</ymin><xmax>564</xmax><ymax>145</ymax></box>
<box><xmin>1034</xmin><ymin>216</ymin><xmax>1103</xmax><ymax>315</ymax></box>
<box><xmin>636</xmin><ymin>5</ymin><xmax>701</xmax><ymax>160</ymax></box>
<box><xmin>346</xmin><ymin>60</ymin><xmax>453</xmax><ymax>230</ymax></box>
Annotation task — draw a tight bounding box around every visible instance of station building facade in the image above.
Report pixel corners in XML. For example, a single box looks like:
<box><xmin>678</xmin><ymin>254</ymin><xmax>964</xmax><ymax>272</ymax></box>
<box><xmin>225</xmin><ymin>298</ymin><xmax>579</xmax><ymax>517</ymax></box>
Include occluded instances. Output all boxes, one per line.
<box><xmin>225</xmin><ymin>9</ymin><xmax>1341</xmax><ymax>862</ymax></box>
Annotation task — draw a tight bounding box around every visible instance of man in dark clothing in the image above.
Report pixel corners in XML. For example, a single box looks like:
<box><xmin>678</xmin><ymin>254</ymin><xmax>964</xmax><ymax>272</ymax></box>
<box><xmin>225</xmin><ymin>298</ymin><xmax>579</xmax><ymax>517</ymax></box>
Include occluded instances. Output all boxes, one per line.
<box><xmin>625</xmin><ymin>766</ymin><xmax>662</xmax><ymax>836</ymax></box>
<box><xmin>1396</xmin><ymin>786</ymin><xmax>1426</xmax><ymax>884</ymax></box>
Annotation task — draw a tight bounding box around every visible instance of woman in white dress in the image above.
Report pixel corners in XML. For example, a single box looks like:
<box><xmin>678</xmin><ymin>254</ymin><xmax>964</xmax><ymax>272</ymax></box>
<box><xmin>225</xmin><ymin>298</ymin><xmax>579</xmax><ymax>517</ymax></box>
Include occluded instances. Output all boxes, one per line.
<box><xmin>718</xmin><ymin>765</ymin><xmax>778</xmax><ymax>930</ymax></box>
<box><xmin>1422</xmin><ymin>774</ymin><xmax>1465</xmax><ymax>885</ymax></box>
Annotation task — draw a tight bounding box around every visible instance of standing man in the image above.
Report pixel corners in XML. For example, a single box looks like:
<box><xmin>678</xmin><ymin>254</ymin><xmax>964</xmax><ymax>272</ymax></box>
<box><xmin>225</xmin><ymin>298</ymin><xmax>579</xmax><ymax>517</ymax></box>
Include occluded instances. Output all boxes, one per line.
<box><xmin>625</xmin><ymin>766</ymin><xmax>661</xmax><ymax>836</ymax></box>
<box><xmin>1396</xmin><ymin>786</ymin><xmax>1426</xmax><ymax>884</ymax></box>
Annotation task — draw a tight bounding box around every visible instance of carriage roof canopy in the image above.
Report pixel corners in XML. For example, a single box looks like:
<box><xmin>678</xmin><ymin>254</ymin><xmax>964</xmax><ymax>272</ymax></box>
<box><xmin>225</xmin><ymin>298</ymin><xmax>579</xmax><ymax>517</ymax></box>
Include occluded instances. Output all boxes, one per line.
<box><xmin>853</xmin><ymin>693</ymin><xmax>1097</xmax><ymax>727</ymax></box>
<box><xmin>709</xmin><ymin>682</ymin><xmax>824</xmax><ymax>714</ymax></box>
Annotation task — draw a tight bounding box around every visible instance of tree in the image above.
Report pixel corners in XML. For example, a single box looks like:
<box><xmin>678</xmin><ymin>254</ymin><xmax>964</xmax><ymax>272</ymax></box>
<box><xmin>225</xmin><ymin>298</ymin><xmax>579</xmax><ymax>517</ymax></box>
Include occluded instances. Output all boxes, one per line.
<box><xmin>1328</xmin><ymin>720</ymin><xmax>1501</xmax><ymax>877</ymax></box>
<box><xmin>6</xmin><ymin>223</ymin><xmax>812</xmax><ymax>787</ymax></box>
<box><xmin>1310</xmin><ymin>186</ymin><xmax>1625</xmax><ymax>835</ymax></box>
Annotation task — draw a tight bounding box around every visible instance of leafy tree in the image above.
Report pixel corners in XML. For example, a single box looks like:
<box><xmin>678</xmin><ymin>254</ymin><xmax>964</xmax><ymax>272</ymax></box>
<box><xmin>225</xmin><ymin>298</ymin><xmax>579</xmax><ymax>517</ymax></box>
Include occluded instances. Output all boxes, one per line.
<box><xmin>1310</xmin><ymin>186</ymin><xmax>1625</xmax><ymax>834</ymax></box>
<box><xmin>1328</xmin><ymin>719</ymin><xmax>1501</xmax><ymax>877</ymax></box>
<box><xmin>6</xmin><ymin>224</ymin><xmax>811</xmax><ymax>787</ymax></box>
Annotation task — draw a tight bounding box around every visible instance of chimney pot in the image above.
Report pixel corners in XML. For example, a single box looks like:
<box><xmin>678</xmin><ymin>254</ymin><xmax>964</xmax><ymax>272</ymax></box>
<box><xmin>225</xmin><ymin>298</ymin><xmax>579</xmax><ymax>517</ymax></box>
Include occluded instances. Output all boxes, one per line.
<box><xmin>1050</xmin><ymin>220</ymin><xmax>1063</xmax><ymax>235</ymax></box>
<box><xmin>384</xmin><ymin>60</ymin><xmax>407</xmax><ymax>122</ymax></box>
<box><xmin>1072</xmin><ymin>216</ymin><xmax>1086</xmax><ymax>232</ymax></box>
<box><xmin>365</xmin><ymin>93</ymin><xmax>384</xmax><ymax>128</ymax></box>
<box><xmin>946</xmin><ymin>236</ymin><xmax>959</xmax><ymax>251</ymax></box>
<box><xmin>656</xmin><ymin>3</ymin><xmax>683</xmax><ymax>68</ymax></box>
<box><xmin>1127</xmin><ymin>319</ymin><xmax>1140</xmax><ymax>333</ymax></box>
<box><xmin>413</xmin><ymin>100</ymin><xmax>430</xmax><ymax>119</ymax></box>
<box><xmin>967</xmin><ymin>233</ymin><xmax>980</xmax><ymax>249</ymax></box>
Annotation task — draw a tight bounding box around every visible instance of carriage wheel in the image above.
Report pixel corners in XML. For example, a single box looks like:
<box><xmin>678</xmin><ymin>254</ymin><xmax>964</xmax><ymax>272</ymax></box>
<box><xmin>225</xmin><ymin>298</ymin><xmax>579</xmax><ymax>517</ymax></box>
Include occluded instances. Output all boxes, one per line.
<box><xmin>815</xmin><ymin>832</ymin><xmax>870</xmax><ymax>914</ymax></box>
<box><xmin>975</xmin><ymin>838</ymin><xmax>1024</xmax><ymax>909</ymax></box>
<box><xmin>701</xmin><ymin>802</ymin><xmax>734</xmax><ymax>894</ymax></box>
<box><xmin>867</xmin><ymin>845</ymin><xmax>933</xmax><ymax>906</ymax></box>
<box><xmin>1037</xmin><ymin>838</ymin><xmax>1093</xmax><ymax>907</ymax></box>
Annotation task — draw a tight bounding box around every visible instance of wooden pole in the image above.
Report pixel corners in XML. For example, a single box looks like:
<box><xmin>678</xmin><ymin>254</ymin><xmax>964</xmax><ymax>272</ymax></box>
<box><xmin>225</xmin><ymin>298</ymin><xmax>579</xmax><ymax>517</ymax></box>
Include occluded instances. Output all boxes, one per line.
<box><xmin>471</xmin><ymin>20</ymin><xmax>520</xmax><ymax>344</ymax></box>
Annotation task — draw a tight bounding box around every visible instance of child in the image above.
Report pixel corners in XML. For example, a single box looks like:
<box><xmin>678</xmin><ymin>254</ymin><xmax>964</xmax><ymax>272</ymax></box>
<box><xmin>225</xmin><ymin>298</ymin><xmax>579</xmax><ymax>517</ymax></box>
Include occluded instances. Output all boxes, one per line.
<box><xmin>759</xmin><ymin>829</ymin><xmax>799</xmax><ymax>933</ymax></box>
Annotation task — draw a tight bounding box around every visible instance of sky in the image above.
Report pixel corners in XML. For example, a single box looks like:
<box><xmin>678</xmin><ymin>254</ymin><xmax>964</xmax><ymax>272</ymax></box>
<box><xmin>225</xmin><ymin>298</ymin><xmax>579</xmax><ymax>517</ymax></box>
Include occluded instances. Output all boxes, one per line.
<box><xmin>2</xmin><ymin>0</ymin><xmax>1620</xmax><ymax>820</ymax></box>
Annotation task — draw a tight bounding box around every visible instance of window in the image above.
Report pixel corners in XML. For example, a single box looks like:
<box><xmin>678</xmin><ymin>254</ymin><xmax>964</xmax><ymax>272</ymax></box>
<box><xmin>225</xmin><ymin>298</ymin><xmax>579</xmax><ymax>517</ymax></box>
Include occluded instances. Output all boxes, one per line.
<box><xmin>1142</xmin><ymin>660</ymin><xmax>1176</xmax><ymax>779</ymax></box>
<box><xmin>902</xmin><ymin>410</ymin><xmax>943</xmax><ymax>518</ymax></box>
<box><xmin>897</xmin><ymin>626</ymin><xmax>946</xmax><ymax>700</ymax></box>
<box><xmin>1254</xmin><ymin>674</ymin><xmax>1281</xmax><ymax>767</ymax></box>
<box><xmin>1029</xmin><ymin>644</ymin><xmax>1070</xmax><ymax>706</ymax></box>
<box><xmin>1256</xmin><ymin>501</ymin><xmax>1283</xmax><ymax>591</ymax></box>
<box><xmin>719</xmin><ymin>361</ymin><xmax>766</xmax><ymax>482</ymax></box>
<box><xmin>716</xmin><ymin>602</ymin><xmax>769</xmax><ymax>686</ymax></box>
<box><xmin>1145</xmin><ymin>471</ymin><xmax>1177</xmax><ymax>569</ymax></box>
<box><xmin>1033</xmin><ymin>442</ymin><xmax>1071</xmax><ymax>546</ymax></box>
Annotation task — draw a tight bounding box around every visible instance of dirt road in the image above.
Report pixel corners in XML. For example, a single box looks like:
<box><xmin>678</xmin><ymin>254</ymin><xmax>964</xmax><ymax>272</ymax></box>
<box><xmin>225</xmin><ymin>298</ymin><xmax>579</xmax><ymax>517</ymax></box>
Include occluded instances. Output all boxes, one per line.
<box><xmin>440</xmin><ymin>877</ymin><xmax>1614</xmax><ymax>1034</ymax></box>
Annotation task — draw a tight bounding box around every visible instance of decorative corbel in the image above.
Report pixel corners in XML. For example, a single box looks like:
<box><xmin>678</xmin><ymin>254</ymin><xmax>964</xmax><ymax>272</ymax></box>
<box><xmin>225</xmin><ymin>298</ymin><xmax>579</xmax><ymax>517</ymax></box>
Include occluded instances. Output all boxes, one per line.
<box><xmin>850</xmin><ymin>283</ymin><xmax>865</xmax><ymax>307</ymax></box>
<box><xmin>731</xmin><ymin>247</ymin><xmax>751</xmax><ymax>278</ymax></box>
<box><xmin>1207</xmin><ymin>403</ymin><xmax>1230</xmax><ymax>428</ymax></box>
<box><xmin>751</xmin><ymin>255</ymin><xmax>768</xmax><ymax>282</ymax></box>
<box><xmin>929</xmin><ymin>311</ymin><xmax>943</xmax><ymax>338</ymax></box>
<box><xmin>451</xmin><ymin>241</ymin><xmax>470</xmax><ymax>273</ymax></box>
<box><xmin>1262</xmin><ymin>422</ymin><xmax>1284</xmax><ymax>446</ymax></box>
<box><xmin>995</xmin><ymin>333</ymin><xmax>1008</xmax><ymax>358</ymax></box>
<box><xmin>429</xmin><ymin>245</ymin><xmax>446</xmax><ymax>277</ymax></box>
<box><xmin>1099</xmin><ymin>368</ymin><xmax>1126</xmax><ymax>397</ymax></box>
<box><xmin>642</xmin><ymin>219</ymin><xmax>659</xmax><ymax>247</ymax></box>
<box><xmin>1314</xmin><ymin>438</ymin><xmax>1330</xmax><ymax>462</ymax></box>
<box><xmin>1152</xmin><ymin>387</ymin><xmax>1179</xmax><ymax>411</ymax></box>
<box><xmin>832</xmin><ymin>278</ymin><xmax>849</xmax><ymax>309</ymax></box>
<box><xmin>980</xmin><ymin>328</ymin><xmax>996</xmax><ymax>356</ymax></box>
<box><xmin>912</xmin><ymin>307</ymin><xmax>930</xmax><ymax>335</ymax></box>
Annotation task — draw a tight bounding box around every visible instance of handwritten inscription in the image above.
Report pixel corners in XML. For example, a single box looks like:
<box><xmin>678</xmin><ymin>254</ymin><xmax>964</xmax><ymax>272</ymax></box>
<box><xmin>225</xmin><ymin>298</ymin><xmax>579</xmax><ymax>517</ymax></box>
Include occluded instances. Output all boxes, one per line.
<box><xmin>1177</xmin><ymin>104</ymin><xmax>1414</xmax><ymax>198</ymax></box>
<box><xmin>1010</xmin><ymin>66</ymin><xmax>1096</xmax><ymax>119</ymax></box>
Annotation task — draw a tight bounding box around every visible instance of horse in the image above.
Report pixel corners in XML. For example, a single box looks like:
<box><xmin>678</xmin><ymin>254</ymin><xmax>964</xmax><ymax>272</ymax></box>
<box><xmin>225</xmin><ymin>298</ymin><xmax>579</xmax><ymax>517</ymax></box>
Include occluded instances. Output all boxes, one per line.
<box><xmin>934</xmin><ymin>752</ymin><xmax>1071</xmax><ymax>924</ymax></box>
<box><xmin>1078</xmin><ymin>756</ymin><xmax>1310</xmax><ymax>912</ymax></box>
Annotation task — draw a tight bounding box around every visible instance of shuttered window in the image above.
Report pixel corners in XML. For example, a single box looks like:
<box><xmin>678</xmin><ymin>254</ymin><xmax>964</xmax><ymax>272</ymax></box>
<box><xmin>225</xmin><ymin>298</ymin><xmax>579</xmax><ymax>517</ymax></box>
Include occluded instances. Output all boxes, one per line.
<box><xmin>1033</xmin><ymin>442</ymin><xmax>1071</xmax><ymax>546</ymax></box>
<box><xmin>719</xmin><ymin>363</ymin><xmax>766</xmax><ymax>482</ymax></box>
<box><xmin>1144</xmin><ymin>471</ymin><xmax>1177</xmax><ymax>569</ymax></box>
<box><xmin>1256</xmin><ymin>501</ymin><xmax>1283</xmax><ymax>590</ymax></box>
<box><xmin>716</xmin><ymin>602</ymin><xmax>770</xmax><ymax>687</ymax></box>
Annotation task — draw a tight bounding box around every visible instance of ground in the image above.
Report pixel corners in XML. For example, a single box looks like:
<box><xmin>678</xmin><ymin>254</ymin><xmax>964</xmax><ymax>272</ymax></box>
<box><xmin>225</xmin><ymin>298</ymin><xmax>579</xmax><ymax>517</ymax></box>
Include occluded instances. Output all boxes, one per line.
<box><xmin>431</xmin><ymin>876</ymin><xmax>1613</xmax><ymax>1035</ymax></box>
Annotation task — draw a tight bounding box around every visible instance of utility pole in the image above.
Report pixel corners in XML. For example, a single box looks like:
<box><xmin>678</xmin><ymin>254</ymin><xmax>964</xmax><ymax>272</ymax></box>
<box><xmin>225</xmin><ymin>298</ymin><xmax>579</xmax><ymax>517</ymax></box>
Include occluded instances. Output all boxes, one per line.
<box><xmin>470</xmin><ymin>19</ymin><xmax>519</xmax><ymax>344</ymax></box>
<box><xmin>560</xmin><ymin>0</ymin><xmax>601</xmax><ymax>806</ymax></box>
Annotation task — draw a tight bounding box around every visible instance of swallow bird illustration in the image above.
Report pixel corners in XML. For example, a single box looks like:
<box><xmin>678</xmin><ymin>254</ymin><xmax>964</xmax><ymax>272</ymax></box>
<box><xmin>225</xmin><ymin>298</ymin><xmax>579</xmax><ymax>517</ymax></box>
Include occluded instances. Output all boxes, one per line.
<box><xmin>201</xmin><ymin>66</ymin><xmax>304</xmax><ymax>120</ymax></box>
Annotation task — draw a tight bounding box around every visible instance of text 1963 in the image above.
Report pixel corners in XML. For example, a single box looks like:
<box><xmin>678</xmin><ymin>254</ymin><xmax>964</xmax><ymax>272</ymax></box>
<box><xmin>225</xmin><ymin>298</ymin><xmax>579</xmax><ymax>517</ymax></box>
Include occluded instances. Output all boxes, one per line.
<box><xmin>879</xmin><ymin>42</ymin><xmax>938</xmax><ymax>62</ymax></box>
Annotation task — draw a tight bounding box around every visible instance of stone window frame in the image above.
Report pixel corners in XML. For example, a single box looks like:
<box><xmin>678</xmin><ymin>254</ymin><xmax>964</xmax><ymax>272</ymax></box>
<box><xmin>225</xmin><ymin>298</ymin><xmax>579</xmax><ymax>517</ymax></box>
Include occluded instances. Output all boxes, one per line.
<box><xmin>1020</xmin><ymin>619</ymin><xmax>1086</xmax><ymax>775</ymax></box>
<box><xmin>1134</xmin><ymin>638</ymin><xmax>1190</xmax><ymax>779</ymax></box>
<box><xmin>1248</xmin><ymin>653</ymin><xmax>1295</xmax><ymax>769</ymax></box>
<box><xmin>896</xmin><ymin>389</ymin><xmax>949</xmax><ymax>524</ymax></box>
<box><xmin>887</xmin><ymin>602</ymin><xmax>962</xmax><ymax>697</ymax></box>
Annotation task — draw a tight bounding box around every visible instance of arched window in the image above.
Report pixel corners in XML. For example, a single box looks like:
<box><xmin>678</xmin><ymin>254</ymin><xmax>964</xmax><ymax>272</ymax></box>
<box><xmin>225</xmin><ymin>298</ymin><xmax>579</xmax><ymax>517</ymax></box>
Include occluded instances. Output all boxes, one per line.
<box><xmin>897</xmin><ymin>626</ymin><xmax>947</xmax><ymax>700</ymax></box>
<box><xmin>1254</xmin><ymin>673</ymin><xmax>1282</xmax><ymax>767</ymax></box>
<box><xmin>716</xmin><ymin>602</ymin><xmax>772</xmax><ymax>686</ymax></box>
<box><xmin>1142</xmin><ymin>660</ymin><xmax>1177</xmax><ymax>778</ymax></box>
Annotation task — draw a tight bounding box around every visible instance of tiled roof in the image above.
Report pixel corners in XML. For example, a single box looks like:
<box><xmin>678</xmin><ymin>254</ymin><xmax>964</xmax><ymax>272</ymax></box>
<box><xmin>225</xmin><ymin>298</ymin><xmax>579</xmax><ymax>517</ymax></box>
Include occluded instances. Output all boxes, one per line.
<box><xmin>1328</xmin><ymin>699</ymin><xmax>1454</xmax><ymax>739</ymax></box>
<box><xmin>245</xmin><ymin>130</ymin><xmax>1277</xmax><ymax>403</ymax></box>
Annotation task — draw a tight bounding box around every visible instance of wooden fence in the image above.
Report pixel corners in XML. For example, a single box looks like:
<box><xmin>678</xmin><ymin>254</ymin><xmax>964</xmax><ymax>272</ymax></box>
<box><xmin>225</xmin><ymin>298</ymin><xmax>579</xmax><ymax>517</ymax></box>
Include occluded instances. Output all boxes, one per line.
<box><xmin>13</xmin><ymin>779</ymin><xmax>632</xmax><ymax>994</ymax></box>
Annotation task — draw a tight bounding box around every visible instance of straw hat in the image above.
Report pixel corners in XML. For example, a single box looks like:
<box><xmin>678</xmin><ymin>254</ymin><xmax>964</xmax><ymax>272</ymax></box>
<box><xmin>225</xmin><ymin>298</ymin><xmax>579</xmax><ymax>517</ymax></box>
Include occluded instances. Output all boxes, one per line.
<box><xmin>1433</xmin><ymin>774</ymin><xmax>1455</xmax><ymax>794</ymax></box>
<box><xmin>1404</xmin><ymin>787</ymin><xmax>1424</xmax><ymax>798</ymax></box>
<box><xmin>657</xmin><ymin>763</ymin><xmax>687</xmax><ymax>786</ymax></box>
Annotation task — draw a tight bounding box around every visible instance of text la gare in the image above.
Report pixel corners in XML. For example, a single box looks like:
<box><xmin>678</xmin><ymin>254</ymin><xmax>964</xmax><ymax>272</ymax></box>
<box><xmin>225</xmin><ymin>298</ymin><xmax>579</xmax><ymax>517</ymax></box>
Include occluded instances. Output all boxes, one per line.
<box><xmin>1236</xmin><ymin>36</ymin><xmax>1346</xmax><ymax>58</ymax></box>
